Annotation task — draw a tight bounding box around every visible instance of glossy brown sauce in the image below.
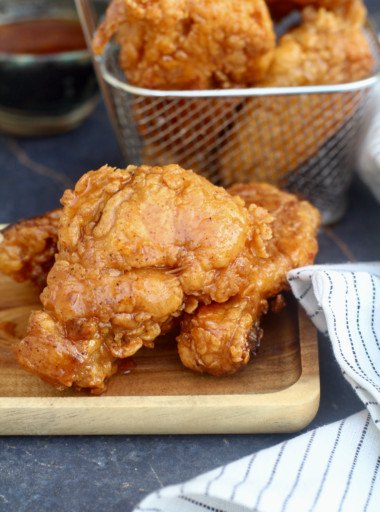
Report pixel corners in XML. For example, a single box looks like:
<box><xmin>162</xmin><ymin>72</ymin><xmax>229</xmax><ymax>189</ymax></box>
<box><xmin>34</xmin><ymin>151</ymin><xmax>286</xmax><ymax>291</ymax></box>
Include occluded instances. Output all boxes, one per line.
<box><xmin>117</xmin><ymin>358</ymin><xmax>136</xmax><ymax>375</ymax></box>
<box><xmin>0</xmin><ymin>18</ymin><xmax>87</xmax><ymax>55</ymax></box>
<box><xmin>0</xmin><ymin>321</ymin><xmax>17</xmax><ymax>338</ymax></box>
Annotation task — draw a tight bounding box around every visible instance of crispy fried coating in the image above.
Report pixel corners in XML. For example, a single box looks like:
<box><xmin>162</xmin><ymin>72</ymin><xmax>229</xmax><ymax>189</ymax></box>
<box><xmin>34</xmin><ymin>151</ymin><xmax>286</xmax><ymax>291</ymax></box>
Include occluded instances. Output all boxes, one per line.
<box><xmin>93</xmin><ymin>0</ymin><xmax>275</xmax><ymax>89</ymax></box>
<box><xmin>177</xmin><ymin>183</ymin><xmax>320</xmax><ymax>376</ymax></box>
<box><xmin>93</xmin><ymin>0</ymin><xmax>275</xmax><ymax>173</ymax></box>
<box><xmin>219</xmin><ymin>6</ymin><xmax>373</xmax><ymax>185</ymax></box>
<box><xmin>260</xmin><ymin>6</ymin><xmax>372</xmax><ymax>87</ymax></box>
<box><xmin>0</xmin><ymin>210</ymin><xmax>60</xmax><ymax>289</ymax></box>
<box><xmin>15</xmin><ymin>165</ymin><xmax>272</xmax><ymax>391</ymax></box>
<box><xmin>228</xmin><ymin>183</ymin><xmax>321</xmax><ymax>269</ymax></box>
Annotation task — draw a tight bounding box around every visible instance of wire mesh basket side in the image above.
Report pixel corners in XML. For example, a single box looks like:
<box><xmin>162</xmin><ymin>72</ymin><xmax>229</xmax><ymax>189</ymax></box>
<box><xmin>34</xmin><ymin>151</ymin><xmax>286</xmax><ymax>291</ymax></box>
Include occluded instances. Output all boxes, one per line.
<box><xmin>217</xmin><ymin>89</ymin><xmax>370</xmax><ymax>223</ymax></box>
<box><xmin>105</xmin><ymin>48</ymin><xmax>242</xmax><ymax>182</ymax></box>
<box><xmin>108</xmin><ymin>75</ymin><xmax>372</xmax><ymax>223</ymax></box>
<box><xmin>285</xmin><ymin>90</ymin><xmax>371</xmax><ymax>222</ymax></box>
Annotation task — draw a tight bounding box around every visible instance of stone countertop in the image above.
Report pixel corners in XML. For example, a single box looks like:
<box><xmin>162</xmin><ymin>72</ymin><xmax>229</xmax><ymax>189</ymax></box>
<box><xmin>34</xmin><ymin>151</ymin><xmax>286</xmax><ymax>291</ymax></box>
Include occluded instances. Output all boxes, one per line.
<box><xmin>0</xmin><ymin>1</ymin><xmax>380</xmax><ymax>509</ymax></box>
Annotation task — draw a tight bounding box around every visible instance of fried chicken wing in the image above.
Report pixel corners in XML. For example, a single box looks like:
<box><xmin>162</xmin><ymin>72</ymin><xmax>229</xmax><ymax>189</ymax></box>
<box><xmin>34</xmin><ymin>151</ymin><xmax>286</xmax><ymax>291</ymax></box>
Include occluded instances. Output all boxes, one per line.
<box><xmin>15</xmin><ymin>165</ymin><xmax>272</xmax><ymax>391</ymax></box>
<box><xmin>0</xmin><ymin>210</ymin><xmax>60</xmax><ymax>289</ymax></box>
<box><xmin>177</xmin><ymin>183</ymin><xmax>320</xmax><ymax>376</ymax></box>
<box><xmin>93</xmin><ymin>0</ymin><xmax>275</xmax><ymax>89</ymax></box>
<box><xmin>219</xmin><ymin>6</ymin><xmax>373</xmax><ymax>185</ymax></box>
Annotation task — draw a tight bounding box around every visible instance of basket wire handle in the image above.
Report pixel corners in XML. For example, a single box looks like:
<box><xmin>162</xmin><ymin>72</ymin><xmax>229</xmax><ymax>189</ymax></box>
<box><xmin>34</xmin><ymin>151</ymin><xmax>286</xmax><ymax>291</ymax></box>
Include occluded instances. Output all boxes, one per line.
<box><xmin>74</xmin><ymin>0</ymin><xmax>124</xmax><ymax>152</ymax></box>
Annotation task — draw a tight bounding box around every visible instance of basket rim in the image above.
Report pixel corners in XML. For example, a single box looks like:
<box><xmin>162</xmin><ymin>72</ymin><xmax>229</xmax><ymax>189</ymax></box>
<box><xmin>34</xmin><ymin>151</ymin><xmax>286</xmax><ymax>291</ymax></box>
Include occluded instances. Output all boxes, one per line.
<box><xmin>100</xmin><ymin>69</ymin><xmax>379</xmax><ymax>98</ymax></box>
<box><xmin>98</xmin><ymin>21</ymin><xmax>380</xmax><ymax>98</ymax></box>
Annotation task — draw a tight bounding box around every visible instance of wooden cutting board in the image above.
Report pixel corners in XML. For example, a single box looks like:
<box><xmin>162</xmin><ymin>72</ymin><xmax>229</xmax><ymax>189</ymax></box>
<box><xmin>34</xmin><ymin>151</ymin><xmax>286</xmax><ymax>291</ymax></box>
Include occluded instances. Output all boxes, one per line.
<box><xmin>0</xmin><ymin>274</ymin><xmax>320</xmax><ymax>435</ymax></box>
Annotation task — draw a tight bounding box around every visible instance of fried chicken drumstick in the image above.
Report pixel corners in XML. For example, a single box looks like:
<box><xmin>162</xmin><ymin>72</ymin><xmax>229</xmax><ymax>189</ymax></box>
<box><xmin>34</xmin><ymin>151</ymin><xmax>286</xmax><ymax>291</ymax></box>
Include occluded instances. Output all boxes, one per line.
<box><xmin>14</xmin><ymin>165</ymin><xmax>273</xmax><ymax>391</ymax></box>
<box><xmin>177</xmin><ymin>183</ymin><xmax>320</xmax><ymax>376</ymax></box>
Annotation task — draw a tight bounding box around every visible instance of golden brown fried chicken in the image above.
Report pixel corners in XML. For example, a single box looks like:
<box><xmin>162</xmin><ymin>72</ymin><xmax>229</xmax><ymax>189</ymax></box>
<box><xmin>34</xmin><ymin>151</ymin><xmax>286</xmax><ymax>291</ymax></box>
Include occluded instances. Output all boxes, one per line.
<box><xmin>177</xmin><ymin>183</ymin><xmax>320</xmax><ymax>376</ymax></box>
<box><xmin>15</xmin><ymin>165</ymin><xmax>272</xmax><ymax>391</ymax></box>
<box><xmin>93</xmin><ymin>0</ymin><xmax>275</xmax><ymax>89</ymax></box>
<box><xmin>93</xmin><ymin>0</ymin><xmax>275</xmax><ymax>174</ymax></box>
<box><xmin>219</xmin><ymin>6</ymin><xmax>373</xmax><ymax>185</ymax></box>
<box><xmin>266</xmin><ymin>0</ymin><xmax>366</xmax><ymax>26</ymax></box>
<box><xmin>259</xmin><ymin>6</ymin><xmax>372</xmax><ymax>87</ymax></box>
<box><xmin>0</xmin><ymin>210</ymin><xmax>60</xmax><ymax>289</ymax></box>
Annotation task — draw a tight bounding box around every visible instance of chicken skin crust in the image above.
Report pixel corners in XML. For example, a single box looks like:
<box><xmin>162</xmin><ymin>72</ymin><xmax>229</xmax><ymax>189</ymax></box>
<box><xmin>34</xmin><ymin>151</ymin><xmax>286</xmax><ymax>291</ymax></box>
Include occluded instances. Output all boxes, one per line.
<box><xmin>15</xmin><ymin>165</ymin><xmax>272</xmax><ymax>391</ymax></box>
<box><xmin>0</xmin><ymin>210</ymin><xmax>60</xmax><ymax>289</ymax></box>
<box><xmin>93</xmin><ymin>0</ymin><xmax>275</xmax><ymax>89</ymax></box>
<box><xmin>177</xmin><ymin>183</ymin><xmax>320</xmax><ymax>376</ymax></box>
<box><xmin>92</xmin><ymin>0</ymin><xmax>275</xmax><ymax>179</ymax></box>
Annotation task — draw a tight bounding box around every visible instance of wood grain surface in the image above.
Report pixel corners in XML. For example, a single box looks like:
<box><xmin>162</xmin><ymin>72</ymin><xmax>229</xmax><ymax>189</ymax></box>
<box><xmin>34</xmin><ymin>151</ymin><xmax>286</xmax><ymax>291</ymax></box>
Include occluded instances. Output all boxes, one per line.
<box><xmin>0</xmin><ymin>273</ymin><xmax>320</xmax><ymax>435</ymax></box>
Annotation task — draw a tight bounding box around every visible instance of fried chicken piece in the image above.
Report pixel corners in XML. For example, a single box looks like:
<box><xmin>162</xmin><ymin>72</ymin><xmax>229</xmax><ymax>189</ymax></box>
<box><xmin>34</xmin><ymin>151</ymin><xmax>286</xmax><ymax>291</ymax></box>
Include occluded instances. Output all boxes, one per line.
<box><xmin>93</xmin><ymin>0</ymin><xmax>275</xmax><ymax>89</ymax></box>
<box><xmin>266</xmin><ymin>0</ymin><xmax>366</xmax><ymax>26</ymax></box>
<box><xmin>0</xmin><ymin>210</ymin><xmax>60</xmax><ymax>289</ymax></box>
<box><xmin>93</xmin><ymin>0</ymin><xmax>275</xmax><ymax>175</ymax></box>
<box><xmin>219</xmin><ymin>6</ymin><xmax>373</xmax><ymax>186</ymax></box>
<box><xmin>177</xmin><ymin>183</ymin><xmax>320</xmax><ymax>376</ymax></box>
<box><xmin>259</xmin><ymin>6</ymin><xmax>372</xmax><ymax>88</ymax></box>
<box><xmin>15</xmin><ymin>164</ymin><xmax>272</xmax><ymax>391</ymax></box>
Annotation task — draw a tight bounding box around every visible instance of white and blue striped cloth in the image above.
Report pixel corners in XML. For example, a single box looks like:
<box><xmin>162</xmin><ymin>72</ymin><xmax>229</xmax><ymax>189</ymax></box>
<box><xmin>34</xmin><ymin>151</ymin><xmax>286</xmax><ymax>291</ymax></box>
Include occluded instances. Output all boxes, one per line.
<box><xmin>133</xmin><ymin>263</ymin><xmax>380</xmax><ymax>512</ymax></box>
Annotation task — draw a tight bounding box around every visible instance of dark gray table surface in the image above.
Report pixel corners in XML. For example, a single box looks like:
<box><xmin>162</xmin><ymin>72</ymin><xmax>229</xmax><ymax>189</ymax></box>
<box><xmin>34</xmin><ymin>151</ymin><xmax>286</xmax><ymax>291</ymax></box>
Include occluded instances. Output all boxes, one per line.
<box><xmin>1</xmin><ymin>2</ymin><xmax>380</xmax><ymax>511</ymax></box>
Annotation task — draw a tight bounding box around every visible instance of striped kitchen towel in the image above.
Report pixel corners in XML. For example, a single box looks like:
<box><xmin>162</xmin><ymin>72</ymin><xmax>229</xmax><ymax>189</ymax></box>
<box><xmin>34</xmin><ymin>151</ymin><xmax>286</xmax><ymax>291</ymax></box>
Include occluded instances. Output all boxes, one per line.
<box><xmin>133</xmin><ymin>263</ymin><xmax>380</xmax><ymax>512</ymax></box>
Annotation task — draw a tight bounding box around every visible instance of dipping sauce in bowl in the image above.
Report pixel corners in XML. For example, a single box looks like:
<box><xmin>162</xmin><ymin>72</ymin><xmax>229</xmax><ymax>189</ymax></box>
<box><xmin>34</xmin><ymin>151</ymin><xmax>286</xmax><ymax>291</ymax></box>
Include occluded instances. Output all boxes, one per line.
<box><xmin>0</xmin><ymin>2</ymin><xmax>99</xmax><ymax>137</ymax></box>
<box><xmin>0</xmin><ymin>18</ymin><xmax>88</xmax><ymax>55</ymax></box>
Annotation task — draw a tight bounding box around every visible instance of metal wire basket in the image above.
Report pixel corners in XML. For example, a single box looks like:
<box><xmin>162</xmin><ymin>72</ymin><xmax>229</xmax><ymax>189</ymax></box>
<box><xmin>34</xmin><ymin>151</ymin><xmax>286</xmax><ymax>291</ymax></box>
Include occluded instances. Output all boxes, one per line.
<box><xmin>76</xmin><ymin>0</ymin><xmax>380</xmax><ymax>224</ymax></box>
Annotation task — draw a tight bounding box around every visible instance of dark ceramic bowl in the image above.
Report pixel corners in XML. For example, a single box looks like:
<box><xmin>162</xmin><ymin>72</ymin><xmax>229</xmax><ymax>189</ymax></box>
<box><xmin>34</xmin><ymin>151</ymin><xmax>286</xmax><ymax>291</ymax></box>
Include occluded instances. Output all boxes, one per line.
<box><xmin>0</xmin><ymin>0</ymin><xmax>99</xmax><ymax>136</ymax></box>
